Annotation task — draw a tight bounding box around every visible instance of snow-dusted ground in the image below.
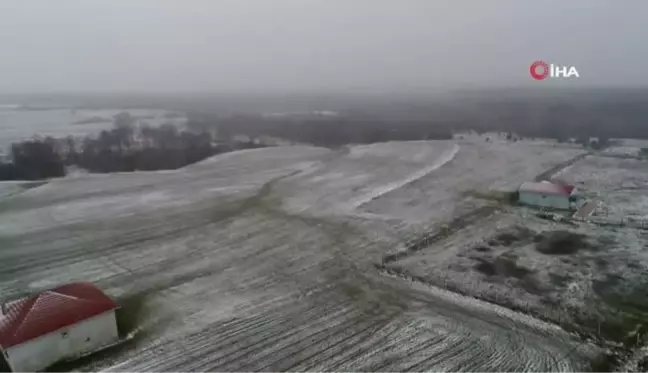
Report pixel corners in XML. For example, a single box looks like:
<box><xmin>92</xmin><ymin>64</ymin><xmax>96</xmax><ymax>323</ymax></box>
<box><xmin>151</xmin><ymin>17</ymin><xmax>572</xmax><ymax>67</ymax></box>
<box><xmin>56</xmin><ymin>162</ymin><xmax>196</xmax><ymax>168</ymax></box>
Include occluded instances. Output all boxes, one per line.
<box><xmin>0</xmin><ymin>181</ymin><xmax>25</xmax><ymax>199</ymax></box>
<box><xmin>378</xmin><ymin>143</ymin><xmax>648</xmax><ymax>350</ymax></box>
<box><xmin>387</xmin><ymin>206</ymin><xmax>648</xmax><ymax>326</ymax></box>
<box><xmin>362</xmin><ymin>139</ymin><xmax>585</xmax><ymax>225</ymax></box>
<box><xmin>350</xmin><ymin>143</ymin><xmax>460</xmax><ymax>209</ymax></box>
<box><xmin>0</xmin><ymin>140</ymin><xmax>601</xmax><ymax>371</ymax></box>
<box><xmin>555</xmin><ymin>155</ymin><xmax>648</xmax><ymax>222</ymax></box>
<box><xmin>601</xmin><ymin>138</ymin><xmax>648</xmax><ymax>157</ymax></box>
<box><xmin>275</xmin><ymin>141</ymin><xmax>460</xmax><ymax>216</ymax></box>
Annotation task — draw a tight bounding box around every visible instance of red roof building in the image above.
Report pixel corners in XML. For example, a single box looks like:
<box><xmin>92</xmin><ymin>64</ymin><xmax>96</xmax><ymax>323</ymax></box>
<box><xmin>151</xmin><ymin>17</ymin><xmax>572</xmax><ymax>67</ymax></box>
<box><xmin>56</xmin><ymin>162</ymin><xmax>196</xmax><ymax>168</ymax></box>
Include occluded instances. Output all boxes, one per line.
<box><xmin>519</xmin><ymin>181</ymin><xmax>575</xmax><ymax>196</ymax></box>
<box><xmin>0</xmin><ymin>282</ymin><xmax>119</xmax><ymax>372</ymax></box>
<box><xmin>0</xmin><ymin>282</ymin><xmax>118</xmax><ymax>349</ymax></box>
<box><xmin>518</xmin><ymin>181</ymin><xmax>577</xmax><ymax>210</ymax></box>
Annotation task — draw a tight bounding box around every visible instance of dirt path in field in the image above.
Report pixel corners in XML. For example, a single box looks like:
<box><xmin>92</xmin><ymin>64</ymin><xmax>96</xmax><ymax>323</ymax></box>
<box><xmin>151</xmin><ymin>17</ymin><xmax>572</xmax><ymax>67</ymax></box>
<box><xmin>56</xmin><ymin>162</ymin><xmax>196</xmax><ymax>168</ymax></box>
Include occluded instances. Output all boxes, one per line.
<box><xmin>381</xmin><ymin>205</ymin><xmax>499</xmax><ymax>265</ymax></box>
<box><xmin>352</xmin><ymin>143</ymin><xmax>460</xmax><ymax>209</ymax></box>
<box><xmin>377</xmin><ymin>150</ymin><xmax>590</xmax><ymax>266</ymax></box>
<box><xmin>534</xmin><ymin>153</ymin><xmax>590</xmax><ymax>182</ymax></box>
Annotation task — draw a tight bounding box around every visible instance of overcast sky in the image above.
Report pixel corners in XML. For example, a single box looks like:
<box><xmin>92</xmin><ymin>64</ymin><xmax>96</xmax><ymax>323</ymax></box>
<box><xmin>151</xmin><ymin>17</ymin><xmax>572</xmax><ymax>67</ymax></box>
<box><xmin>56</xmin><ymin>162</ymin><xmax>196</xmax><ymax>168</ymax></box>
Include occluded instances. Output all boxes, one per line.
<box><xmin>0</xmin><ymin>0</ymin><xmax>646</xmax><ymax>93</ymax></box>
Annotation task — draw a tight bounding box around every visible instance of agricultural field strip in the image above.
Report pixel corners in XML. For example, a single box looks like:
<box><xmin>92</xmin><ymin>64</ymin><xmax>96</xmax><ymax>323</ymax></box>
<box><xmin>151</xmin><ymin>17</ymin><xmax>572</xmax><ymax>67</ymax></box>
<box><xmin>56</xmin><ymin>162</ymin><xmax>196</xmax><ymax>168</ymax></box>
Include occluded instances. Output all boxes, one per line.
<box><xmin>0</xmin><ymin>140</ymin><xmax>594</xmax><ymax>371</ymax></box>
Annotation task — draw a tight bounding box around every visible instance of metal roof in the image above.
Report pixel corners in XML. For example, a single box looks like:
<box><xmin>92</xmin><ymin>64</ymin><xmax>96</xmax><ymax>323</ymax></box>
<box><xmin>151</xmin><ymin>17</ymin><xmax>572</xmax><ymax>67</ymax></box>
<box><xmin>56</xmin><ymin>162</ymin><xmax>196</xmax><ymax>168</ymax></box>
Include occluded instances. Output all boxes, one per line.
<box><xmin>519</xmin><ymin>181</ymin><xmax>572</xmax><ymax>196</ymax></box>
<box><xmin>0</xmin><ymin>282</ymin><xmax>118</xmax><ymax>349</ymax></box>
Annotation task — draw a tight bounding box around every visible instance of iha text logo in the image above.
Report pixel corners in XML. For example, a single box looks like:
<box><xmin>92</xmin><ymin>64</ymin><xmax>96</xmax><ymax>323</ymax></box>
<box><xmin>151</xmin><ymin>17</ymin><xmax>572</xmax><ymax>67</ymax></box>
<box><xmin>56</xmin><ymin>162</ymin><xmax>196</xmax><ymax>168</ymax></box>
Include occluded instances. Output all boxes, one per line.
<box><xmin>529</xmin><ymin>60</ymin><xmax>579</xmax><ymax>80</ymax></box>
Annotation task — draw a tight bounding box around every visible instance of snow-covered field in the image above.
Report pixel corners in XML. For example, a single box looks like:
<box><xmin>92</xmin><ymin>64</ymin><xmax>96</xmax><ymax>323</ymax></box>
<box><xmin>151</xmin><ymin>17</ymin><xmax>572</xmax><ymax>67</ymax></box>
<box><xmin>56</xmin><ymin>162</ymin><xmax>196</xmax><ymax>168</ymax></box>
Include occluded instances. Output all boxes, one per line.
<box><xmin>386</xmin><ymin>206</ymin><xmax>648</xmax><ymax>328</ymax></box>
<box><xmin>379</xmin><ymin>142</ymin><xmax>648</xmax><ymax>349</ymax></box>
<box><xmin>0</xmin><ymin>139</ymin><xmax>605</xmax><ymax>371</ymax></box>
<box><xmin>362</xmin><ymin>139</ymin><xmax>585</xmax><ymax>225</ymax></box>
<box><xmin>606</xmin><ymin>139</ymin><xmax>648</xmax><ymax>155</ymax></box>
<box><xmin>0</xmin><ymin>182</ymin><xmax>24</xmax><ymax>199</ymax></box>
<box><xmin>556</xmin><ymin>155</ymin><xmax>648</xmax><ymax>222</ymax></box>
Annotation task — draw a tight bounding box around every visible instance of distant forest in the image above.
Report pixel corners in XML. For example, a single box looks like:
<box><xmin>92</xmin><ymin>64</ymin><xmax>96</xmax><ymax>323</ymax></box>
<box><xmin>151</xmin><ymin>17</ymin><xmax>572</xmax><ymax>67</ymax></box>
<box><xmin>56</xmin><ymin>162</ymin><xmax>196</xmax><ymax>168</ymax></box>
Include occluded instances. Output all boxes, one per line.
<box><xmin>448</xmin><ymin>99</ymin><xmax>648</xmax><ymax>142</ymax></box>
<box><xmin>0</xmin><ymin>112</ymin><xmax>265</xmax><ymax>181</ymax></box>
<box><xmin>0</xmin><ymin>112</ymin><xmax>458</xmax><ymax>181</ymax></box>
<box><xmin>186</xmin><ymin>92</ymin><xmax>648</xmax><ymax>146</ymax></box>
<box><xmin>2</xmin><ymin>91</ymin><xmax>648</xmax><ymax>181</ymax></box>
<box><xmin>192</xmin><ymin>115</ymin><xmax>454</xmax><ymax>147</ymax></box>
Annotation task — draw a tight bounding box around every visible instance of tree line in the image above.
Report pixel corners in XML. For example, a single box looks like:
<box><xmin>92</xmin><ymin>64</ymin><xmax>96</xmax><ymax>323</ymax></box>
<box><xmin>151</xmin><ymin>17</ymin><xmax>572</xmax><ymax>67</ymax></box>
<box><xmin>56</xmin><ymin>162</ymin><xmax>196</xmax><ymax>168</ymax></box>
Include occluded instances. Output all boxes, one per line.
<box><xmin>0</xmin><ymin>113</ymin><xmax>265</xmax><ymax>181</ymax></box>
<box><xmin>2</xmin><ymin>102</ymin><xmax>642</xmax><ymax>181</ymax></box>
<box><xmin>191</xmin><ymin>112</ymin><xmax>619</xmax><ymax>150</ymax></box>
<box><xmin>196</xmin><ymin>115</ymin><xmax>454</xmax><ymax>148</ymax></box>
<box><xmin>446</xmin><ymin>97</ymin><xmax>648</xmax><ymax>143</ymax></box>
<box><xmin>0</xmin><ymin>113</ymin><xmax>455</xmax><ymax>181</ymax></box>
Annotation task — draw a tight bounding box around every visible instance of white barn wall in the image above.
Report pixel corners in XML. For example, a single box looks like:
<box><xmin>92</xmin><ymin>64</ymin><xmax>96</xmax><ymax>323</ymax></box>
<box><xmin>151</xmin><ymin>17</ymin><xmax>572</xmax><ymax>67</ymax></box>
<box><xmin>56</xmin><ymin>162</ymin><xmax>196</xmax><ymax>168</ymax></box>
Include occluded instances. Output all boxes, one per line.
<box><xmin>5</xmin><ymin>310</ymin><xmax>118</xmax><ymax>372</ymax></box>
<box><xmin>518</xmin><ymin>191</ymin><xmax>570</xmax><ymax>210</ymax></box>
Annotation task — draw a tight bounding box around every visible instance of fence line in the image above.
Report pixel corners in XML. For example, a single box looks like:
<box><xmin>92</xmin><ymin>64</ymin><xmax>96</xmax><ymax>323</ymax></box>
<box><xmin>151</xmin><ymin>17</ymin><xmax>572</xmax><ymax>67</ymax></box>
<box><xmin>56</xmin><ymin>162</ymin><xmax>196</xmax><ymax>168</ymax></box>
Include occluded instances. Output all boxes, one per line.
<box><xmin>570</xmin><ymin>215</ymin><xmax>648</xmax><ymax>230</ymax></box>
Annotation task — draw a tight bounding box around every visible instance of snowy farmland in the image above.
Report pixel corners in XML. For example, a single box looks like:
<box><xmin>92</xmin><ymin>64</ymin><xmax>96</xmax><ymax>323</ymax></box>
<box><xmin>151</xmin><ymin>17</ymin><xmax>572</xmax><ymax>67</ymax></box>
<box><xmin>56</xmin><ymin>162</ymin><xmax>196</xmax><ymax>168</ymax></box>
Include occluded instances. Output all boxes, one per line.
<box><xmin>555</xmin><ymin>155</ymin><xmax>648</xmax><ymax>222</ymax></box>
<box><xmin>362</xmin><ymin>139</ymin><xmax>585</xmax><ymax>225</ymax></box>
<box><xmin>383</xmin><ymin>207</ymin><xmax>648</xmax><ymax>335</ymax></box>
<box><xmin>0</xmin><ymin>139</ymin><xmax>608</xmax><ymax>371</ymax></box>
<box><xmin>379</xmin><ymin>144</ymin><xmax>648</xmax><ymax>348</ymax></box>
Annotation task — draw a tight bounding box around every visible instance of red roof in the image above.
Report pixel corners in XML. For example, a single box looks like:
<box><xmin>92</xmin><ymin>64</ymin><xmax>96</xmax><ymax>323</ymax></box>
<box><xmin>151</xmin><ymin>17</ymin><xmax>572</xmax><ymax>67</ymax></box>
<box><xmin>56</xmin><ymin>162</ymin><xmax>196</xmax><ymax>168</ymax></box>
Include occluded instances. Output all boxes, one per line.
<box><xmin>519</xmin><ymin>182</ymin><xmax>574</xmax><ymax>196</ymax></box>
<box><xmin>0</xmin><ymin>282</ymin><xmax>118</xmax><ymax>349</ymax></box>
<box><xmin>563</xmin><ymin>184</ymin><xmax>576</xmax><ymax>194</ymax></box>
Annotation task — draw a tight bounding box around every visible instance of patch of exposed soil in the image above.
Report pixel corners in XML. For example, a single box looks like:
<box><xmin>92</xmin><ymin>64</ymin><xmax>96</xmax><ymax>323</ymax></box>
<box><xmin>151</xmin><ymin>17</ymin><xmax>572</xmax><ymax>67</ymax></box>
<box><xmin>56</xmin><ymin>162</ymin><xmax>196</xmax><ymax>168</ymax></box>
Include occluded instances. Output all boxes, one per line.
<box><xmin>535</xmin><ymin>230</ymin><xmax>593</xmax><ymax>255</ymax></box>
<box><xmin>487</xmin><ymin>225</ymin><xmax>535</xmax><ymax>247</ymax></box>
<box><xmin>473</xmin><ymin>253</ymin><xmax>533</xmax><ymax>279</ymax></box>
<box><xmin>473</xmin><ymin>246</ymin><xmax>492</xmax><ymax>253</ymax></box>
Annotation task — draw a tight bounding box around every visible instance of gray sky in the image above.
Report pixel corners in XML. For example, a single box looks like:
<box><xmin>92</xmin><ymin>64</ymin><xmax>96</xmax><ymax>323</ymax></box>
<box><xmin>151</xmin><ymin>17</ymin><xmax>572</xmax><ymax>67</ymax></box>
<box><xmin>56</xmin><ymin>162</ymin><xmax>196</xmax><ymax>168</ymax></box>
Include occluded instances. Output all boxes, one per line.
<box><xmin>0</xmin><ymin>0</ymin><xmax>646</xmax><ymax>93</ymax></box>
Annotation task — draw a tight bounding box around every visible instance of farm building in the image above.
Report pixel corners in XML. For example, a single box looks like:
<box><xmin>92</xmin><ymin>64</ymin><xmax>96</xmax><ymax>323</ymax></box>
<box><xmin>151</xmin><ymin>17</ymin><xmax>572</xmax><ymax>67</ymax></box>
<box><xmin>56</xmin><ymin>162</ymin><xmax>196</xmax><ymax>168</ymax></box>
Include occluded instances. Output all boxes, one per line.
<box><xmin>518</xmin><ymin>181</ymin><xmax>576</xmax><ymax>210</ymax></box>
<box><xmin>0</xmin><ymin>282</ymin><xmax>119</xmax><ymax>372</ymax></box>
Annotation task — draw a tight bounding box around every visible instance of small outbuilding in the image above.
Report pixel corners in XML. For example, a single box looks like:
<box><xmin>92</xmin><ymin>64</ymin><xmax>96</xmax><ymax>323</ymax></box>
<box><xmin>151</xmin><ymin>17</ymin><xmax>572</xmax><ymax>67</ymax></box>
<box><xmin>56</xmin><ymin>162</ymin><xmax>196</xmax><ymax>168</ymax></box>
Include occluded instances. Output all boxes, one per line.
<box><xmin>0</xmin><ymin>282</ymin><xmax>119</xmax><ymax>372</ymax></box>
<box><xmin>518</xmin><ymin>181</ymin><xmax>576</xmax><ymax>210</ymax></box>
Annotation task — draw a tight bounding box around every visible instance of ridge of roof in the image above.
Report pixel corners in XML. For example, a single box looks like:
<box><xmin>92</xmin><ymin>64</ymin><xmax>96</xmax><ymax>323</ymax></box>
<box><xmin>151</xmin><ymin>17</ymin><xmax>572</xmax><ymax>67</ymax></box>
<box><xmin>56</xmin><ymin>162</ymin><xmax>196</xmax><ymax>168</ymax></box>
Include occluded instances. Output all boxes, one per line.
<box><xmin>0</xmin><ymin>282</ymin><xmax>118</xmax><ymax>349</ymax></box>
<box><xmin>519</xmin><ymin>181</ymin><xmax>572</xmax><ymax>196</ymax></box>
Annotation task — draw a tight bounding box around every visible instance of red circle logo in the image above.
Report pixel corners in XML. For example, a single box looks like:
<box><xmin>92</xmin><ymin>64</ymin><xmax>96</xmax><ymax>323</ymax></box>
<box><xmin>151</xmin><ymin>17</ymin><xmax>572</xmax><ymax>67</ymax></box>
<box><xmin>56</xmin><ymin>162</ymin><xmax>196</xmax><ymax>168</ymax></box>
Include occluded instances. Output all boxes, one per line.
<box><xmin>530</xmin><ymin>60</ymin><xmax>549</xmax><ymax>80</ymax></box>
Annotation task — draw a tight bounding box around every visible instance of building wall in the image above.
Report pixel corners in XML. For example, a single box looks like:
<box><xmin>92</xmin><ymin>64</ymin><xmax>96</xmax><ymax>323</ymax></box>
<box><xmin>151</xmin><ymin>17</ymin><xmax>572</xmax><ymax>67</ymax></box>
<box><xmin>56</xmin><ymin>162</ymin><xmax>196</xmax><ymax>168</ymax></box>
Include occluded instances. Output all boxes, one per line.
<box><xmin>519</xmin><ymin>191</ymin><xmax>570</xmax><ymax>210</ymax></box>
<box><xmin>5</xmin><ymin>310</ymin><xmax>118</xmax><ymax>372</ymax></box>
